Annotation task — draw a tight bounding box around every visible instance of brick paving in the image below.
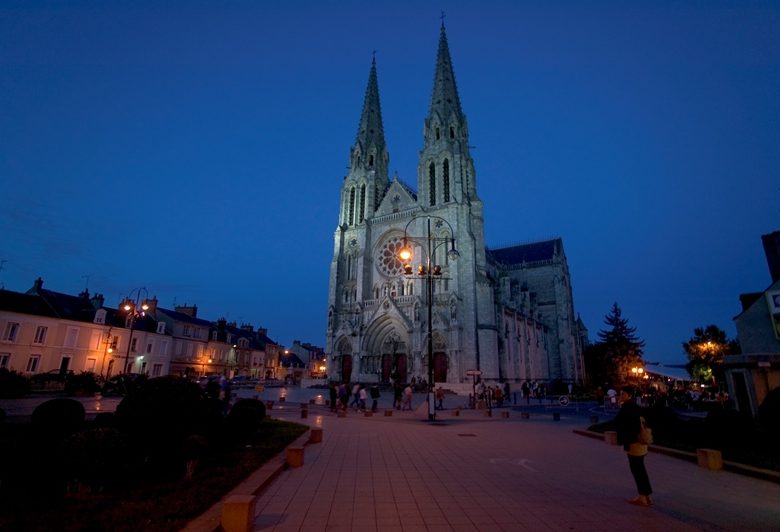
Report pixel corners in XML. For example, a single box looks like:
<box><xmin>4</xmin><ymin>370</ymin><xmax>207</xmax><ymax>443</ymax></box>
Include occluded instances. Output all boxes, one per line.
<box><xmin>254</xmin><ymin>404</ymin><xmax>780</xmax><ymax>531</ymax></box>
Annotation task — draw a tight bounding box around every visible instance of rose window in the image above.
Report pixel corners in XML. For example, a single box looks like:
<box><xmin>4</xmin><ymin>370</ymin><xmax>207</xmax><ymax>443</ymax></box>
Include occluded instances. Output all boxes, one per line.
<box><xmin>377</xmin><ymin>236</ymin><xmax>406</xmax><ymax>276</ymax></box>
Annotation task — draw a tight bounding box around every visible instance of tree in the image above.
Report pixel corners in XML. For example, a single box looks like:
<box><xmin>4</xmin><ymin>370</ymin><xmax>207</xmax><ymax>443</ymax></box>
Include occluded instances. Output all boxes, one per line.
<box><xmin>682</xmin><ymin>324</ymin><xmax>739</xmax><ymax>385</ymax></box>
<box><xmin>586</xmin><ymin>302</ymin><xmax>645</xmax><ymax>386</ymax></box>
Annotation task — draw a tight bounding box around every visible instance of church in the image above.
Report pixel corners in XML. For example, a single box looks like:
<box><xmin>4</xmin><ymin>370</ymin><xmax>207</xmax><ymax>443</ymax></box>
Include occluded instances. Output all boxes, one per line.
<box><xmin>325</xmin><ymin>24</ymin><xmax>587</xmax><ymax>389</ymax></box>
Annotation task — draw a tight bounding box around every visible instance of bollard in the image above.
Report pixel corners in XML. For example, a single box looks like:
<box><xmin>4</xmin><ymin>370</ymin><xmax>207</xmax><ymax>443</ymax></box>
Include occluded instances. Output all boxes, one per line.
<box><xmin>221</xmin><ymin>494</ymin><xmax>257</xmax><ymax>532</ymax></box>
<box><xmin>384</xmin><ymin>409</ymin><xmax>393</xmax><ymax>417</ymax></box>
<box><xmin>452</xmin><ymin>409</ymin><xmax>460</xmax><ymax>416</ymax></box>
<box><xmin>553</xmin><ymin>412</ymin><xmax>560</xmax><ymax>421</ymax></box>
<box><xmin>520</xmin><ymin>412</ymin><xmax>530</xmax><ymax>419</ymax></box>
<box><xmin>501</xmin><ymin>411</ymin><xmax>510</xmax><ymax>419</ymax></box>
<box><xmin>604</xmin><ymin>431</ymin><xmax>618</xmax><ymax>445</ymax></box>
<box><xmin>309</xmin><ymin>428</ymin><xmax>323</xmax><ymax>443</ymax></box>
<box><xmin>286</xmin><ymin>447</ymin><xmax>304</xmax><ymax>467</ymax></box>
<box><xmin>697</xmin><ymin>449</ymin><xmax>723</xmax><ymax>470</ymax></box>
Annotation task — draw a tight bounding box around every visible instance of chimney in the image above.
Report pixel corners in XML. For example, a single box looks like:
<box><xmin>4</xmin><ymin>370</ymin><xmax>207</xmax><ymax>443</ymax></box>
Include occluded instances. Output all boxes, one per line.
<box><xmin>175</xmin><ymin>304</ymin><xmax>198</xmax><ymax>318</ymax></box>
<box><xmin>27</xmin><ymin>277</ymin><xmax>44</xmax><ymax>295</ymax></box>
<box><xmin>90</xmin><ymin>293</ymin><xmax>105</xmax><ymax>309</ymax></box>
<box><xmin>144</xmin><ymin>296</ymin><xmax>158</xmax><ymax>313</ymax></box>
<box><xmin>240</xmin><ymin>323</ymin><xmax>254</xmax><ymax>333</ymax></box>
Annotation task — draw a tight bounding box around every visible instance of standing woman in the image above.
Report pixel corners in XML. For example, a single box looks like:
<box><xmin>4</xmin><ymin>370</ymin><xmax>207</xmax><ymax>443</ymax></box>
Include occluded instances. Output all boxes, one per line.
<box><xmin>615</xmin><ymin>386</ymin><xmax>653</xmax><ymax>507</ymax></box>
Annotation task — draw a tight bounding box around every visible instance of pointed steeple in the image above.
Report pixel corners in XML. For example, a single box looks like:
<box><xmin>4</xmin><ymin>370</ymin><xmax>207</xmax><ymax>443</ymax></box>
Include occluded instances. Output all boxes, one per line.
<box><xmin>350</xmin><ymin>55</ymin><xmax>388</xmax><ymax>176</ymax></box>
<box><xmin>356</xmin><ymin>56</ymin><xmax>385</xmax><ymax>149</ymax></box>
<box><xmin>428</xmin><ymin>22</ymin><xmax>464</xmax><ymax>122</ymax></box>
<box><xmin>341</xmin><ymin>56</ymin><xmax>389</xmax><ymax>228</ymax></box>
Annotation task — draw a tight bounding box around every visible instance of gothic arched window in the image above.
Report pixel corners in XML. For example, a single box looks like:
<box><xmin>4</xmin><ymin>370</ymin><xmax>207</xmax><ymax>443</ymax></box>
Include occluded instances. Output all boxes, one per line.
<box><xmin>359</xmin><ymin>185</ymin><xmax>366</xmax><ymax>223</ymax></box>
<box><xmin>348</xmin><ymin>187</ymin><xmax>356</xmax><ymax>226</ymax></box>
<box><xmin>450</xmin><ymin>126</ymin><xmax>455</xmax><ymax>139</ymax></box>
<box><xmin>443</xmin><ymin>159</ymin><xmax>450</xmax><ymax>202</ymax></box>
<box><xmin>369</xmin><ymin>154</ymin><xmax>374</xmax><ymax>167</ymax></box>
<box><xmin>429</xmin><ymin>162</ymin><xmax>436</xmax><ymax>206</ymax></box>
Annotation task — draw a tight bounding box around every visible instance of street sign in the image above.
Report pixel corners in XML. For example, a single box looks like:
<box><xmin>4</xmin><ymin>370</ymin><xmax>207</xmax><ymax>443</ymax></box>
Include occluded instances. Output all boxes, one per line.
<box><xmin>559</xmin><ymin>396</ymin><xmax>570</xmax><ymax>406</ymax></box>
<box><xmin>465</xmin><ymin>369</ymin><xmax>482</xmax><ymax>376</ymax></box>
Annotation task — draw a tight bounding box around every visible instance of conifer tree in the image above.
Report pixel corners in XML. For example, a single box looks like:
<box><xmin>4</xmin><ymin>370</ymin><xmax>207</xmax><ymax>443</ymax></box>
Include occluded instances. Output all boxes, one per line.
<box><xmin>586</xmin><ymin>302</ymin><xmax>645</xmax><ymax>386</ymax></box>
<box><xmin>682</xmin><ymin>324</ymin><xmax>739</xmax><ymax>385</ymax></box>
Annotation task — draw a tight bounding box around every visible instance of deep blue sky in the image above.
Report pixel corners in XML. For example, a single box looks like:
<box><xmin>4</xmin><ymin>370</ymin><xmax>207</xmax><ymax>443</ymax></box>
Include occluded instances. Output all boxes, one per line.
<box><xmin>2</xmin><ymin>1</ymin><xmax>778</xmax><ymax>364</ymax></box>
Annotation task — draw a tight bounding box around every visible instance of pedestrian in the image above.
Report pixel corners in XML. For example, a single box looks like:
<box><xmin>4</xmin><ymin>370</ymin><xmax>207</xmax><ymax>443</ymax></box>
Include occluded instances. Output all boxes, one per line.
<box><xmin>615</xmin><ymin>386</ymin><xmax>653</xmax><ymax>507</ymax></box>
<box><xmin>393</xmin><ymin>381</ymin><xmax>403</xmax><ymax>410</ymax></box>
<box><xmin>328</xmin><ymin>382</ymin><xmax>338</xmax><ymax>412</ymax></box>
<box><xmin>359</xmin><ymin>385</ymin><xmax>368</xmax><ymax>411</ymax></box>
<box><xmin>350</xmin><ymin>382</ymin><xmax>361</xmax><ymax>409</ymax></box>
<box><xmin>521</xmin><ymin>381</ymin><xmax>530</xmax><ymax>405</ymax></box>
<box><xmin>402</xmin><ymin>384</ymin><xmax>413</xmax><ymax>411</ymax></box>
<box><xmin>370</xmin><ymin>384</ymin><xmax>380</xmax><ymax>412</ymax></box>
<box><xmin>494</xmin><ymin>385</ymin><xmax>503</xmax><ymax>407</ymax></box>
<box><xmin>503</xmin><ymin>381</ymin><xmax>510</xmax><ymax>404</ymax></box>
<box><xmin>435</xmin><ymin>386</ymin><xmax>444</xmax><ymax>410</ymax></box>
<box><xmin>338</xmin><ymin>382</ymin><xmax>348</xmax><ymax>410</ymax></box>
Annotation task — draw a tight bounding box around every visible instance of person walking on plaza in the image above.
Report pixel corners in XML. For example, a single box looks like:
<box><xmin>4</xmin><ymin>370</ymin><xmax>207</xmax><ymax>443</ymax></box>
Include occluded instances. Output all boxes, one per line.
<box><xmin>393</xmin><ymin>381</ymin><xmax>403</xmax><ymax>409</ymax></box>
<box><xmin>435</xmin><ymin>386</ymin><xmax>444</xmax><ymax>410</ymax></box>
<box><xmin>402</xmin><ymin>384</ymin><xmax>413</xmax><ymax>411</ymax></box>
<box><xmin>350</xmin><ymin>382</ymin><xmax>361</xmax><ymax>409</ymax></box>
<box><xmin>359</xmin><ymin>385</ymin><xmax>368</xmax><ymax>411</ymax></box>
<box><xmin>370</xmin><ymin>384</ymin><xmax>380</xmax><ymax>412</ymax></box>
<box><xmin>615</xmin><ymin>385</ymin><xmax>654</xmax><ymax>507</ymax></box>
<box><xmin>328</xmin><ymin>382</ymin><xmax>338</xmax><ymax>412</ymax></box>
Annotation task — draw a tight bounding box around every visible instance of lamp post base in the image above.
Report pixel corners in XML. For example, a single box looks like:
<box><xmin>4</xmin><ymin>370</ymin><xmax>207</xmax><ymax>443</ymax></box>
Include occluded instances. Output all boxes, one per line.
<box><xmin>428</xmin><ymin>390</ymin><xmax>436</xmax><ymax>421</ymax></box>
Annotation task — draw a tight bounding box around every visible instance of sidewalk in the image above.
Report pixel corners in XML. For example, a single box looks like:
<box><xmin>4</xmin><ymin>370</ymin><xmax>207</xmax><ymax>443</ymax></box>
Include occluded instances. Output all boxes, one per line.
<box><xmin>242</xmin><ymin>404</ymin><xmax>780</xmax><ymax>531</ymax></box>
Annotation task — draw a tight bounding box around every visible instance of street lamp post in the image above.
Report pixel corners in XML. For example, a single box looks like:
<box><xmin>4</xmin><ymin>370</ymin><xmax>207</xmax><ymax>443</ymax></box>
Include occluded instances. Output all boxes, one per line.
<box><xmin>398</xmin><ymin>215</ymin><xmax>459</xmax><ymax>421</ymax></box>
<box><xmin>120</xmin><ymin>288</ymin><xmax>149</xmax><ymax>374</ymax></box>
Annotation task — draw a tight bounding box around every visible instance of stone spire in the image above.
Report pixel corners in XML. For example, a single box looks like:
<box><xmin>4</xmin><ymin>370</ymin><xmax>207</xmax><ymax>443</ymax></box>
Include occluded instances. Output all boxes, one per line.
<box><xmin>428</xmin><ymin>22</ymin><xmax>464</xmax><ymax>124</ymax></box>
<box><xmin>350</xmin><ymin>55</ymin><xmax>388</xmax><ymax>177</ymax></box>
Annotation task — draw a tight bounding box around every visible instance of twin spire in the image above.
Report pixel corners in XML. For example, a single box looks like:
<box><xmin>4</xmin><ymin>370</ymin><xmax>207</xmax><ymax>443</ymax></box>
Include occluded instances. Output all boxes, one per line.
<box><xmin>354</xmin><ymin>55</ymin><xmax>385</xmax><ymax>154</ymax></box>
<box><xmin>353</xmin><ymin>23</ymin><xmax>465</xmax><ymax>166</ymax></box>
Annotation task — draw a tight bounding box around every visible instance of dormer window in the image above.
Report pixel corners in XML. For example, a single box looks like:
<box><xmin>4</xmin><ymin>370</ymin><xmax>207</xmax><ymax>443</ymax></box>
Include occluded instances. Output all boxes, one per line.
<box><xmin>156</xmin><ymin>322</ymin><xmax>166</xmax><ymax>334</ymax></box>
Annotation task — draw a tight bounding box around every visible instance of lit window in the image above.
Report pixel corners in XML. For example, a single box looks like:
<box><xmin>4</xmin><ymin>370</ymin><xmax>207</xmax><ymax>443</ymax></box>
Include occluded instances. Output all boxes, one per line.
<box><xmin>26</xmin><ymin>354</ymin><xmax>41</xmax><ymax>373</ymax></box>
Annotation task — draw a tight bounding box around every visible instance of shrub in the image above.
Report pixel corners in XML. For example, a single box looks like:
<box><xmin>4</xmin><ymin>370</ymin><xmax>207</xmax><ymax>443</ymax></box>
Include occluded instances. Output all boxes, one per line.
<box><xmin>31</xmin><ymin>398</ymin><xmax>85</xmax><ymax>441</ymax></box>
<box><xmin>61</xmin><ymin>427</ymin><xmax>129</xmax><ymax>493</ymax></box>
<box><xmin>0</xmin><ymin>368</ymin><xmax>30</xmax><ymax>398</ymax></box>
<box><xmin>115</xmin><ymin>376</ymin><xmax>207</xmax><ymax>474</ymax></box>
<box><xmin>226</xmin><ymin>398</ymin><xmax>267</xmax><ymax>441</ymax></box>
<box><xmin>758</xmin><ymin>386</ymin><xmax>780</xmax><ymax>443</ymax></box>
<box><xmin>65</xmin><ymin>371</ymin><xmax>101</xmax><ymax>396</ymax></box>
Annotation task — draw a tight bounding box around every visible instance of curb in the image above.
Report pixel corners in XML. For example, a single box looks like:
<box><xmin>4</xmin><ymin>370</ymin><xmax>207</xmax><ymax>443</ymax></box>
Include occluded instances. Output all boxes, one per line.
<box><xmin>572</xmin><ymin>428</ymin><xmax>780</xmax><ymax>485</ymax></box>
<box><xmin>183</xmin><ymin>424</ymin><xmax>313</xmax><ymax>532</ymax></box>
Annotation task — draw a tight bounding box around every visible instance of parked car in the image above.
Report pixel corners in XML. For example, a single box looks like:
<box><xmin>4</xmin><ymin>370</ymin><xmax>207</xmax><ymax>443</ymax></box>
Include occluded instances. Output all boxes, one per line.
<box><xmin>101</xmin><ymin>373</ymin><xmax>147</xmax><ymax>396</ymax></box>
<box><xmin>29</xmin><ymin>369</ymin><xmax>73</xmax><ymax>389</ymax></box>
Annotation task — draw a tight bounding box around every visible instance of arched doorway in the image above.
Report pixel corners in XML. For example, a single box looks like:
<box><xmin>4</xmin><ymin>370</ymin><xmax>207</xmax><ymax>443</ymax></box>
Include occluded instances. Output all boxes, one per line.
<box><xmin>380</xmin><ymin>333</ymin><xmax>408</xmax><ymax>383</ymax></box>
<box><xmin>336</xmin><ymin>338</ymin><xmax>353</xmax><ymax>383</ymax></box>
<box><xmin>341</xmin><ymin>355</ymin><xmax>353</xmax><ymax>383</ymax></box>
<box><xmin>433</xmin><ymin>352</ymin><xmax>447</xmax><ymax>383</ymax></box>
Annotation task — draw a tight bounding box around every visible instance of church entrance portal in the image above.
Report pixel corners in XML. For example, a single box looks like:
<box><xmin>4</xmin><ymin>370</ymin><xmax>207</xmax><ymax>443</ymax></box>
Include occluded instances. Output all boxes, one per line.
<box><xmin>341</xmin><ymin>355</ymin><xmax>352</xmax><ymax>383</ymax></box>
<box><xmin>381</xmin><ymin>353</ymin><xmax>407</xmax><ymax>383</ymax></box>
<box><xmin>433</xmin><ymin>352</ymin><xmax>447</xmax><ymax>383</ymax></box>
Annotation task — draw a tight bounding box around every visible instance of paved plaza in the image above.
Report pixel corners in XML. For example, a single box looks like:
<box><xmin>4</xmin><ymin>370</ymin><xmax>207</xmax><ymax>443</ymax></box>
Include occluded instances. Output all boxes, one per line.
<box><xmin>3</xmin><ymin>389</ymin><xmax>779</xmax><ymax>531</ymax></box>
<box><xmin>248</xmin><ymin>398</ymin><xmax>779</xmax><ymax>531</ymax></box>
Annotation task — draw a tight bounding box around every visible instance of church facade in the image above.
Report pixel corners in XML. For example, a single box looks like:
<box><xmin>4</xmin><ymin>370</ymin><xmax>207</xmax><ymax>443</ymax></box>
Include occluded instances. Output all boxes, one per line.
<box><xmin>325</xmin><ymin>25</ymin><xmax>586</xmax><ymax>388</ymax></box>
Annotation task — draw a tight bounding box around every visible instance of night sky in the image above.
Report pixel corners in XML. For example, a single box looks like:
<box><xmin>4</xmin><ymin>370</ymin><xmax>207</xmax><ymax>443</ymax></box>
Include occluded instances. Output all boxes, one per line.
<box><xmin>2</xmin><ymin>1</ymin><xmax>778</xmax><ymax>364</ymax></box>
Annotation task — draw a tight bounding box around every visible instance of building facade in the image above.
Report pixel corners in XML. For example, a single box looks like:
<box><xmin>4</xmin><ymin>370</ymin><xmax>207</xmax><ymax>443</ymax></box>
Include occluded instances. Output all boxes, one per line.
<box><xmin>0</xmin><ymin>278</ymin><xmax>278</xmax><ymax>382</ymax></box>
<box><xmin>325</xmin><ymin>25</ymin><xmax>585</xmax><ymax>388</ymax></box>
